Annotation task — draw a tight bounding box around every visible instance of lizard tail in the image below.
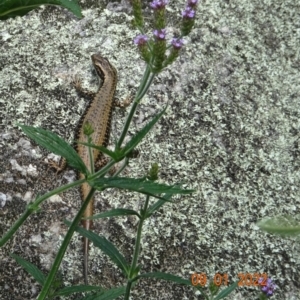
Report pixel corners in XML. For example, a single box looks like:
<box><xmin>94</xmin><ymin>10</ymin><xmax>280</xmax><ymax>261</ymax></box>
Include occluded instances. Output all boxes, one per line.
<box><xmin>83</xmin><ymin>218</ymin><xmax>92</xmax><ymax>285</ymax></box>
<box><xmin>83</xmin><ymin>236</ymin><xmax>89</xmax><ymax>285</ymax></box>
<box><xmin>80</xmin><ymin>179</ymin><xmax>94</xmax><ymax>285</ymax></box>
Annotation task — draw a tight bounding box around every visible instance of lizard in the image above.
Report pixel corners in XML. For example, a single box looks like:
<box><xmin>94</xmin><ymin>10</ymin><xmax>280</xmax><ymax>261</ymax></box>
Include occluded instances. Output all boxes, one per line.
<box><xmin>76</xmin><ymin>54</ymin><xmax>118</xmax><ymax>285</ymax></box>
<box><xmin>53</xmin><ymin>54</ymin><xmax>119</xmax><ymax>285</ymax></box>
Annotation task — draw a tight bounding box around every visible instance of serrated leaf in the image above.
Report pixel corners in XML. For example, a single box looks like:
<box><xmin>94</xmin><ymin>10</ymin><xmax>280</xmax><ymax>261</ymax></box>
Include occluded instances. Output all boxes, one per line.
<box><xmin>18</xmin><ymin>124</ymin><xmax>87</xmax><ymax>175</ymax></box>
<box><xmin>257</xmin><ymin>215</ymin><xmax>300</xmax><ymax>238</ymax></box>
<box><xmin>77</xmin><ymin>106</ymin><xmax>167</xmax><ymax>162</ymax></box>
<box><xmin>64</xmin><ymin>220</ymin><xmax>129</xmax><ymax>276</ymax></box>
<box><xmin>90</xmin><ymin>177</ymin><xmax>194</xmax><ymax>200</ymax></box>
<box><xmin>84</xmin><ymin>208</ymin><xmax>141</xmax><ymax>220</ymax></box>
<box><xmin>147</xmin><ymin>193</ymin><xmax>173</xmax><ymax>215</ymax></box>
<box><xmin>54</xmin><ymin>285</ymin><xmax>103</xmax><ymax>296</ymax></box>
<box><xmin>122</xmin><ymin>106</ymin><xmax>167</xmax><ymax>157</ymax></box>
<box><xmin>79</xmin><ymin>285</ymin><xmax>126</xmax><ymax>300</ymax></box>
<box><xmin>138</xmin><ymin>272</ymin><xmax>192</xmax><ymax>286</ymax></box>
<box><xmin>137</xmin><ymin>272</ymin><xmax>207</xmax><ymax>297</ymax></box>
<box><xmin>213</xmin><ymin>282</ymin><xmax>238</xmax><ymax>300</ymax></box>
<box><xmin>76</xmin><ymin>142</ymin><xmax>118</xmax><ymax>160</ymax></box>
<box><xmin>0</xmin><ymin>0</ymin><xmax>82</xmax><ymax>20</ymax></box>
<box><xmin>10</xmin><ymin>253</ymin><xmax>46</xmax><ymax>286</ymax></box>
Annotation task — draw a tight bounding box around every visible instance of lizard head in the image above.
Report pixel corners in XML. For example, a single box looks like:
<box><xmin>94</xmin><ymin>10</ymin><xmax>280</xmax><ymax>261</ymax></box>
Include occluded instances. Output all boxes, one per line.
<box><xmin>91</xmin><ymin>54</ymin><xmax>118</xmax><ymax>81</ymax></box>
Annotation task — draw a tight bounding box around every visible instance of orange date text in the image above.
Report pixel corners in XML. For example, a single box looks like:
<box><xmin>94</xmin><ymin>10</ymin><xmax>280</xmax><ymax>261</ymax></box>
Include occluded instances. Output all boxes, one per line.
<box><xmin>191</xmin><ymin>273</ymin><xmax>229</xmax><ymax>287</ymax></box>
<box><xmin>190</xmin><ymin>272</ymin><xmax>268</xmax><ymax>287</ymax></box>
<box><xmin>238</xmin><ymin>273</ymin><xmax>267</xmax><ymax>287</ymax></box>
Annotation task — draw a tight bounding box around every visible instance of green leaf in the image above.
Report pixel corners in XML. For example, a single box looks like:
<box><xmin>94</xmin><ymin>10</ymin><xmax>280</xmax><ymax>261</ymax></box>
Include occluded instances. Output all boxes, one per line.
<box><xmin>147</xmin><ymin>193</ymin><xmax>173</xmax><ymax>215</ymax></box>
<box><xmin>54</xmin><ymin>285</ymin><xmax>103</xmax><ymax>296</ymax></box>
<box><xmin>122</xmin><ymin>106</ymin><xmax>167</xmax><ymax>157</ymax></box>
<box><xmin>80</xmin><ymin>285</ymin><xmax>126</xmax><ymax>300</ymax></box>
<box><xmin>213</xmin><ymin>282</ymin><xmax>238</xmax><ymax>300</ymax></box>
<box><xmin>138</xmin><ymin>272</ymin><xmax>192</xmax><ymax>286</ymax></box>
<box><xmin>137</xmin><ymin>272</ymin><xmax>208</xmax><ymax>297</ymax></box>
<box><xmin>131</xmin><ymin>265</ymin><xmax>141</xmax><ymax>278</ymax></box>
<box><xmin>84</xmin><ymin>208</ymin><xmax>141</xmax><ymax>220</ymax></box>
<box><xmin>208</xmin><ymin>280</ymin><xmax>219</xmax><ymax>296</ymax></box>
<box><xmin>0</xmin><ymin>0</ymin><xmax>82</xmax><ymax>20</ymax></box>
<box><xmin>76</xmin><ymin>142</ymin><xmax>119</xmax><ymax>161</ymax></box>
<box><xmin>257</xmin><ymin>215</ymin><xmax>300</xmax><ymax>238</ymax></box>
<box><xmin>10</xmin><ymin>253</ymin><xmax>46</xmax><ymax>286</ymax></box>
<box><xmin>75</xmin><ymin>106</ymin><xmax>167</xmax><ymax>162</ymax></box>
<box><xmin>18</xmin><ymin>124</ymin><xmax>87</xmax><ymax>175</ymax></box>
<box><xmin>90</xmin><ymin>177</ymin><xmax>194</xmax><ymax>200</ymax></box>
<box><xmin>64</xmin><ymin>220</ymin><xmax>129</xmax><ymax>276</ymax></box>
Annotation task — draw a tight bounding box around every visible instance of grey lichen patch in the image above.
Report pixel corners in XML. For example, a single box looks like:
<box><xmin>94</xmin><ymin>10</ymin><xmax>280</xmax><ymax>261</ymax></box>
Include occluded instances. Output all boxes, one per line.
<box><xmin>1</xmin><ymin>0</ymin><xmax>300</xmax><ymax>299</ymax></box>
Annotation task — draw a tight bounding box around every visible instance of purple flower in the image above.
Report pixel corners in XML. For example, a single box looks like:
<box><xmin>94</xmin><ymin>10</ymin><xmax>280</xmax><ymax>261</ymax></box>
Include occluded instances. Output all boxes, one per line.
<box><xmin>134</xmin><ymin>34</ymin><xmax>149</xmax><ymax>46</ymax></box>
<box><xmin>171</xmin><ymin>37</ymin><xmax>184</xmax><ymax>50</ymax></box>
<box><xmin>150</xmin><ymin>0</ymin><xmax>169</xmax><ymax>10</ymax></box>
<box><xmin>182</xmin><ymin>6</ymin><xmax>195</xmax><ymax>18</ymax></box>
<box><xmin>153</xmin><ymin>28</ymin><xmax>167</xmax><ymax>40</ymax></box>
<box><xmin>187</xmin><ymin>0</ymin><xmax>198</xmax><ymax>7</ymax></box>
<box><xmin>259</xmin><ymin>278</ymin><xmax>277</xmax><ymax>296</ymax></box>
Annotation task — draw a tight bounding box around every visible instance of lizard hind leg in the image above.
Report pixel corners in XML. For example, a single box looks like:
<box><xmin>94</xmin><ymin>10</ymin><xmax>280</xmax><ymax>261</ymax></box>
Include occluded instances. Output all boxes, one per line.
<box><xmin>48</xmin><ymin>157</ymin><xmax>67</xmax><ymax>174</ymax></box>
<box><xmin>113</xmin><ymin>95</ymin><xmax>132</xmax><ymax>108</ymax></box>
<box><xmin>72</xmin><ymin>74</ymin><xmax>96</xmax><ymax>100</ymax></box>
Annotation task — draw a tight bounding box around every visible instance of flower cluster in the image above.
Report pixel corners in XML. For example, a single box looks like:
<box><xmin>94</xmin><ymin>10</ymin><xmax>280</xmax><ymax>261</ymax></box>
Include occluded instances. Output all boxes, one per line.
<box><xmin>259</xmin><ymin>277</ymin><xmax>277</xmax><ymax>297</ymax></box>
<box><xmin>181</xmin><ymin>0</ymin><xmax>198</xmax><ymax>36</ymax></box>
<box><xmin>153</xmin><ymin>29</ymin><xmax>167</xmax><ymax>40</ymax></box>
<box><xmin>130</xmin><ymin>0</ymin><xmax>144</xmax><ymax>29</ymax></box>
<box><xmin>150</xmin><ymin>0</ymin><xmax>168</xmax><ymax>10</ymax></box>
<box><xmin>151</xmin><ymin>0</ymin><xmax>168</xmax><ymax>30</ymax></box>
<box><xmin>133</xmin><ymin>34</ymin><xmax>151</xmax><ymax>63</ymax></box>
<box><xmin>132</xmin><ymin>0</ymin><xmax>198</xmax><ymax>72</ymax></box>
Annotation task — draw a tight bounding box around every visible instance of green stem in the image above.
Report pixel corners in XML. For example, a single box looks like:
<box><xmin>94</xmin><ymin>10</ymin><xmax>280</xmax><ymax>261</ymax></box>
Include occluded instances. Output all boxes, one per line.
<box><xmin>136</xmin><ymin>72</ymin><xmax>156</xmax><ymax>102</ymax></box>
<box><xmin>37</xmin><ymin>187</ymin><xmax>95</xmax><ymax>300</ymax></box>
<box><xmin>136</xmin><ymin>65</ymin><xmax>152</xmax><ymax>100</ymax></box>
<box><xmin>0</xmin><ymin>178</ymin><xmax>85</xmax><ymax>247</ymax></box>
<box><xmin>113</xmin><ymin>157</ymin><xmax>129</xmax><ymax>177</ymax></box>
<box><xmin>117</xmin><ymin>65</ymin><xmax>152</xmax><ymax>148</ymax></box>
<box><xmin>124</xmin><ymin>281</ymin><xmax>133</xmax><ymax>300</ymax></box>
<box><xmin>124</xmin><ymin>195</ymin><xmax>150</xmax><ymax>299</ymax></box>
<box><xmin>88</xmin><ymin>135</ymin><xmax>95</xmax><ymax>174</ymax></box>
<box><xmin>0</xmin><ymin>157</ymin><xmax>113</xmax><ymax>249</ymax></box>
<box><xmin>88</xmin><ymin>159</ymin><xmax>116</xmax><ymax>181</ymax></box>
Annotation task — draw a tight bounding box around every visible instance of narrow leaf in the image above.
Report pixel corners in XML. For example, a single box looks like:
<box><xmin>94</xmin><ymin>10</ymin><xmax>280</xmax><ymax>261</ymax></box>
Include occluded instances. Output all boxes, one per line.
<box><xmin>0</xmin><ymin>0</ymin><xmax>82</xmax><ymax>20</ymax></box>
<box><xmin>213</xmin><ymin>282</ymin><xmax>238</xmax><ymax>300</ymax></box>
<box><xmin>80</xmin><ymin>285</ymin><xmax>126</xmax><ymax>300</ymax></box>
<box><xmin>64</xmin><ymin>220</ymin><xmax>129</xmax><ymax>276</ymax></box>
<box><xmin>138</xmin><ymin>272</ymin><xmax>192</xmax><ymax>286</ymax></box>
<box><xmin>54</xmin><ymin>285</ymin><xmax>103</xmax><ymax>296</ymax></box>
<box><xmin>147</xmin><ymin>193</ymin><xmax>174</xmax><ymax>215</ymax></box>
<box><xmin>76</xmin><ymin>106</ymin><xmax>167</xmax><ymax>162</ymax></box>
<box><xmin>122</xmin><ymin>106</ymin><xmax>167</xmax><ymax>157</ymax></box>
<box><xmin>84</xmin><ymin>208</ymin><xmax>141</xmax><ymax>220</ymax></box>
<box><xmin>90</xmin><ymin>177</ymin><xmax>194</xmax><ymax>199</ymax></box>
<box><xmin>18</xmin><ymin>124</ymin><xmax>87</xmax><ymax>175</ymax></box>
<box><xmin>257</xmin><ymin>215</ymin><xmax>300</xmax><ymax>238</ymax></box>
<box><xmin>76</xmin><ymin>142</ymin><xmax>118</xmax><ymax>160</ymax></box>
<box><xmin>138</xmin><ymin>272</ymin><xmax>209</xmax><ymax>298</ymax></box>
<box><xmin>10</xmin><ymin>253</ymin><xmax>46</xmax><ymax>286</ymax></box>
